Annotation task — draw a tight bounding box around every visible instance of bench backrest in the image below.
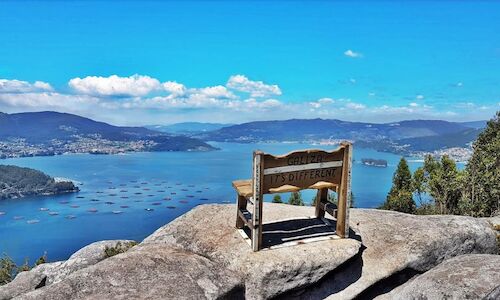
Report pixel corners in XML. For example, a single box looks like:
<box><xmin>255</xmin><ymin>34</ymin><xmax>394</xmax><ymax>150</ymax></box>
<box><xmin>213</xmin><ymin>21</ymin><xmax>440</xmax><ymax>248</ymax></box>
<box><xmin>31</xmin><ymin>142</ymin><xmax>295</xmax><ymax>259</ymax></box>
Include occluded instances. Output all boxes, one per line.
<box><xmin>252</xmin><ymin>142</ymin><xmax>351</xmax><ymax>195</ymax></box>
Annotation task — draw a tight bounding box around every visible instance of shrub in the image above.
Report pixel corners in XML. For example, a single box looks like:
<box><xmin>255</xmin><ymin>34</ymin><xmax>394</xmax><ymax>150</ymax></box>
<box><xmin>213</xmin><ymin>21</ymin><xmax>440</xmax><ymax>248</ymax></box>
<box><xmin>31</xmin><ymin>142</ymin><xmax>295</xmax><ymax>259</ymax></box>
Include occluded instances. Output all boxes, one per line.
<box><xmin>104</xmin><ymin>241</ymin><xmax>138</xmax><ymax>258</ymax></box>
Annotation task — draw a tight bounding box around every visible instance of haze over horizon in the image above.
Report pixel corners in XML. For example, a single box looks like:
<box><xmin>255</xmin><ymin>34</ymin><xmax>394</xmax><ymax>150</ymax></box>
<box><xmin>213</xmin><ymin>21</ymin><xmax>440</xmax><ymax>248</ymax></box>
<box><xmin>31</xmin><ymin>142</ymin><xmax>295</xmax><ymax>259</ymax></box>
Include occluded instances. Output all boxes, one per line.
<box><xmin>1</xmin><ymin>1</ymin><xmax>499</xmax><ymax>126</ymax></box>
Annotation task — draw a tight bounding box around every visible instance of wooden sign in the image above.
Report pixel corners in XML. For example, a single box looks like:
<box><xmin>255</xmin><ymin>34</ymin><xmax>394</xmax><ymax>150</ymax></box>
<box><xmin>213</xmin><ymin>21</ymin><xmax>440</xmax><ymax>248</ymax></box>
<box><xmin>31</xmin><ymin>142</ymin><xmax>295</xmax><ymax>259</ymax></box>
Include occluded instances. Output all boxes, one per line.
<box><xmin>262</xmin><ymin>149</ymin><xmax>345</xmax><ymax>193</ymax></box>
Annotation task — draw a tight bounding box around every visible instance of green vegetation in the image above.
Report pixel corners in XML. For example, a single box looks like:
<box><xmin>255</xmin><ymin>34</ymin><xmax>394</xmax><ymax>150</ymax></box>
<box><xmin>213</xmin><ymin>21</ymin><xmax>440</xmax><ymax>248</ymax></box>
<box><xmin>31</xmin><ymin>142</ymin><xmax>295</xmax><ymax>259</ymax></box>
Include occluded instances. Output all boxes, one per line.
<box><xmin>272</xmin><ymin>194</ymin><xmax>283</xmax><ymax>203</ymax></box>
<box><xmin>381</xmin><ymin>112</ymin><xmax>499</xmax><ymax>217</ymax></box>
<box><xmin>460</xmin><ymin>111</ymin><xmax>500</xmax><ymax>217</ymax></box>
<box><xmin>0</xmin><ymin>253</ymin><xmax>47</xmax><ymax>286</ymax></box>
<box><xmin>104</xmin><ymin>241</ymin><xmax>138</xmax><ymax>258</ymax></box>
<box><xmin>288</xmin><ymin>192</ymin><xmax>304</xmax><ymax>206</ymax></box>
<box><xmin>380</xmin><ymin>158</ymin><xmax>416</xmax><ymax>214</ymax></box>
<box><xmin>0</xmin><ymin>165</ymin><xmax>78</xmax><ymax>200</ymax></box>
<box><xmin>0</xmin><ymin>255</ymin><xmax>16</xmax><ymax>285</ymax></box>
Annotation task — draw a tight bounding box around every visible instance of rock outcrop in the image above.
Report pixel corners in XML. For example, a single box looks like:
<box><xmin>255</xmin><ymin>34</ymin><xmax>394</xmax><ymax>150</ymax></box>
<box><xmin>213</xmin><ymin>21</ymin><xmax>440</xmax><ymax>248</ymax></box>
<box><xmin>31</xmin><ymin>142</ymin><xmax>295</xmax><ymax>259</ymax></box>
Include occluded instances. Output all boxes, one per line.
<box><xmin>16</xmin><ymin>244</ymin><xmax>243</xmax><ymax>300</ymax></box>
<box><xmin>292</xmin><ymin>208</ymin><xmax>498</xmax><ymax>299</ymax></box>
<box><xmin>0</xmin><ymin>240</ymin><xmax>134</xmax><ymax>300</ymax></box>
<box><xmin>377</xmin><ymin>254</ymin><xmax>500</xmax><ymax>300</ymax></box>
<box><xmin>1</xmin><ymin>204</ymin><xmax>498</xmax><ymax>300</ymax></box>
<box><xmin>144</xmin><ymin>203</ymin><xmax>362</xmax><ymax>299</ymax></box>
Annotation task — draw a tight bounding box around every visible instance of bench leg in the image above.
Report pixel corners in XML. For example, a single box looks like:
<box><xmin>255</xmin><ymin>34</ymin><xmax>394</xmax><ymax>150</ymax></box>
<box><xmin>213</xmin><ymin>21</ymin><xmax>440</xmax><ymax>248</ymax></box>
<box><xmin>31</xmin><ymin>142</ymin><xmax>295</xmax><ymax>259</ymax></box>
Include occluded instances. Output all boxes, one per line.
<box><xmin>252</xmin><ymin>196</ymin><xmax>263</xmax><ymax>252</ymax></box>
<box><xmin>235</xmin><ymin>194</ymin><xmax>247</xmax><ymax>229</ymax></box>
<box><xmin>315</xmin><ymin>188</ymin><xmax>327</xmax><ymax>219</ymax></box>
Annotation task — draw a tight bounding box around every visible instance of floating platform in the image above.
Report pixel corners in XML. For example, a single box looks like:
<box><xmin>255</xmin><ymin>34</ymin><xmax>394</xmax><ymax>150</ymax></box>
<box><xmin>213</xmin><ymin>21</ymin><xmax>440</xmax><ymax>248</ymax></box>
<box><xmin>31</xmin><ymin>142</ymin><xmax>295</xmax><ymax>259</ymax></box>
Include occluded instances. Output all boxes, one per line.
<box><xmin>66</xmin><ymin>215</ymin><xmax>76</xmax><ymax>219</ymax></box>
<box><xmin>40</xmin><ymin>207</ymin><xmax>49</xmax><ymax>211</ymax></box>
<box><xmin>48</xmin><ymin>212</ymin><xmax>59</xmax><ymax>216</ymax></box>
<box><xmin>27</xmin><ymin>219</ymin><xmax>40</xmax><ymax>224</ymax></box>
<box><xmin>88</xmin><ymin>208</ymin><xmax>98</xmax><ymax>213</ymax></box>
<box><xmin>13</xmin><ymin>216</ymin><xmax>24</xmax><ymax>220</ymax></box>
<box><xmin>112</xmin><ymin>210</ymin><xmax>123</xmax><ymax>214</ymax></box>
<box><xmin>144</xmin><ymin>208</ymin><xmax>154</xmax><ymax>212</ymax></box>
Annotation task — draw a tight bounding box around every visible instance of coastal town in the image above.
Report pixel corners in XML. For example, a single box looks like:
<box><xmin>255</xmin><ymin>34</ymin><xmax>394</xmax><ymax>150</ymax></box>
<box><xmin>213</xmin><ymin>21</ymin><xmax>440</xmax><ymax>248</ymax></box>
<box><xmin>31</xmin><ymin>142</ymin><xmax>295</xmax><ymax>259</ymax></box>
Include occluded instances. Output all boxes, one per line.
<box><xmin>0</xmin><ymin>135</ymin><xmax>474</xmax><ymax>163</ymax></box>
<box><xmin>0</xmin><ymin>136</ymin><xmax>157</xmax><ymax>159</ymax></box>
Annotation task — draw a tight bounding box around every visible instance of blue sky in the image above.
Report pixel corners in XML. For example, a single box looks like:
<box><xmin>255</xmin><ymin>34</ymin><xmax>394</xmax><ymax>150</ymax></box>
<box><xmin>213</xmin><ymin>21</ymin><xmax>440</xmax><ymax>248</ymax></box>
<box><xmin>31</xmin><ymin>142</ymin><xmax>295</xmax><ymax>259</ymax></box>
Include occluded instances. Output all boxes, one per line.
<box><xmin>0</xmin><ymin>1</ymin><xmax>499</xmax><ymax>125</ymax></box>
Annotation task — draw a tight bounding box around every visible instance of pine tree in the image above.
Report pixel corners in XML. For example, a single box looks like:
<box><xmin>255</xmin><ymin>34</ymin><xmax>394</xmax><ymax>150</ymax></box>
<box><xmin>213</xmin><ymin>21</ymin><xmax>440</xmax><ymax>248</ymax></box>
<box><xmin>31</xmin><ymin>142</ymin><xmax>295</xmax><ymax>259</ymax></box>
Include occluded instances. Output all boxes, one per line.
<box><xmin>380</xmin><ymin>157</ymin><xmax>416</xmax><ymax>213</ymax></box>
<box><xmin>288</xmin><ymin>191</ymin><xmax>304</xmax><ymax>206</ymax></box>
<box><xmin>460</xmin><ymin>111</ymin><xmax>500</xmax><ymax>217</ymax></box>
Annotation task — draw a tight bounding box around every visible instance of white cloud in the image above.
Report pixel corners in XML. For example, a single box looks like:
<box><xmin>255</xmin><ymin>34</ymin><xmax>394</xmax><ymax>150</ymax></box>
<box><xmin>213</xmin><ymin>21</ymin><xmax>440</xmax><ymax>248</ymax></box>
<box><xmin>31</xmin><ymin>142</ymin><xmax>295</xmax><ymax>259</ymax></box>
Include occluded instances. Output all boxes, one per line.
<box><xmin>192</xmin><ymin>85</ymin><xmax>236</xmax><ymax>99</ymax></box>
<box><xmin>69</xmin><ymin>74</ymin><xmax>161</xmax><ymax>97</ymax></box>
<box><xmin>226</xmin><ymin>75</ymin><xmax>281</xmax><ymax>97</ymax></box>
<box><xmin>409</xmin><ymin>102</ymin><xmax>419</xmax><ymax>107</ymax></box>
<box><xmin>0</xmin><ymin>92</ymin><xmax>99</xmax><ymax>109</ymax></box>
<box><xmin>345</xmin><ymin>102</ymin><xmax>366</xmax><ymax>110</ymax></box>
<box><xmin>309</xmin><ymin>97</ymin><xmax>334</xmax><ymax>108</ymax></box>
<box><xmin>344</xmin><ymin>49</ymin><xmax>362</xmax><ymax>58</ymax></box>
<box><xmin>416</xmin><ymin>94</ymin><xmax>424</xmax><ymax>100</ymax></box>
<box><xmin>0</xmin><ymin>79</ymin><xmax>53</xmax><ymax>93</ymax></box>
<box><xmin>162</xmin><ymin>81</ymin><xmax>186</xmax><ymax>95</ymax></box>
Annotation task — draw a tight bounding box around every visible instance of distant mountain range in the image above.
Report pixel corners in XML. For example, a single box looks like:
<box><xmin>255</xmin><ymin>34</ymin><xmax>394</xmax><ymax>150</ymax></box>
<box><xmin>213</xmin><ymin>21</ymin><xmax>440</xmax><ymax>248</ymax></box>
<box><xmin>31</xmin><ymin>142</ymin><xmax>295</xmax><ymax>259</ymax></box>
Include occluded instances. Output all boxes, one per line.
<box><xmin>0</xmin><ymin>111</ymin><xmax>487</xmax><ymax>158</ymax></box>
<box><xmin>145</xmin><ymin>122</ymin><xmax>233</xmax><ymax>135</ymax></box>
<box><xmin>0</xmin><ymin>112</ymin><xmax>215</xmax><ymax>158</ymax></box>
<box><xmin>193</xmin><ymin>118</ymin><xmax>486</xmax><ymax>155</ymax></box>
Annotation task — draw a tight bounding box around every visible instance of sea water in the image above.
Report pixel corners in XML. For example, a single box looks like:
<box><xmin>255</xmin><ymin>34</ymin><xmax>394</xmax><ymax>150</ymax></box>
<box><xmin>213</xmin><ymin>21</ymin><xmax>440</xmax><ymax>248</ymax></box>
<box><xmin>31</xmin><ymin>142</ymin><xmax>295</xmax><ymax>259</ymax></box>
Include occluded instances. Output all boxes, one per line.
<box><xmin>0</xmin><ymin>142</ymin><xmax>426</xmax><ymax>264</ymax></box>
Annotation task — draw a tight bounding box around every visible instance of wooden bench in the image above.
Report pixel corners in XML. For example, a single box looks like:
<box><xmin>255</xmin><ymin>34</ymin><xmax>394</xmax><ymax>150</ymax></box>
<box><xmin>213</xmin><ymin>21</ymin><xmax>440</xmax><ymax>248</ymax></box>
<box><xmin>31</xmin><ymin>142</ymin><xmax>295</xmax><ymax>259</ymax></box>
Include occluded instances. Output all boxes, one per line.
<box><xmin>232</xmin><ymin>142</ymin><xmax>353</xmax><ymax>251</ymax></box>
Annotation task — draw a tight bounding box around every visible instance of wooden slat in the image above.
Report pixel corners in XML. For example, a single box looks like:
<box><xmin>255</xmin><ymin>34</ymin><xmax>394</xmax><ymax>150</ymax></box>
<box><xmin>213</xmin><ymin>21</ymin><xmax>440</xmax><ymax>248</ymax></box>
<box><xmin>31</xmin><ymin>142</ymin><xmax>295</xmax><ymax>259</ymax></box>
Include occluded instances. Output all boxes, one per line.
<box><xmin>232</xmin><ymin>179</ymin><xmax>253</xmax><ymax>197</ymax></box>
<box><xmin>263</xmin><ymin>161</ymin><xmax>343</xmax><ymax>175</ymax></box>
<box><xmin>236</xmin><ymin>194</ymin><xmax>247</xmax><ymax>229</ymax></box>
<box><xmin>238</xmin><ymin>208</ymin><xmax>254</xmax><ymax>230</ymax></box>
<box><xmin>336</xmin><ymin>142</ymin><xmax>352</xmax><ymax>238</ymax></box>
<box><xmin>324</xmin><ymin>202</ymin><xmax>338</xmax><ymax>218</ymax></box>
<box><xmin>315</xmin><ymin>188</ymin><xmax>327</xmax><ymax>218</ymax></box>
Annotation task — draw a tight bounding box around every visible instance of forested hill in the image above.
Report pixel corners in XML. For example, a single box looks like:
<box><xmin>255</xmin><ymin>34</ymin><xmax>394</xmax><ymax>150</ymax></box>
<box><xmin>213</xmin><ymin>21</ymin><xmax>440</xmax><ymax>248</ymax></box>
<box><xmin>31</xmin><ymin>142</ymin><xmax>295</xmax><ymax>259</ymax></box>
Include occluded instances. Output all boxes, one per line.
<box><xmin>195</xmin><ymin>118</ymin><xmax>485</xmax><ymax>152</ymax></box>
<box><xmin>0</xmin><ymin>165</ymin><xmax>79</xmax><ymax>199</ymax></box>
<box><xmin>0</xmin><ymin>111</ymin><xmax>215</xmax><ymax>154</ymax></box>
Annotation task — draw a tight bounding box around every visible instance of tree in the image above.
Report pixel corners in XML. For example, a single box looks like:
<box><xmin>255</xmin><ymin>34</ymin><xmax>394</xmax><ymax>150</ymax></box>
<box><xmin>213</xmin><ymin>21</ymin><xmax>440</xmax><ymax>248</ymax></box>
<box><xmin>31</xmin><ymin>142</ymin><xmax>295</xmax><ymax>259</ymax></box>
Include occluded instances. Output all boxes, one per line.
<box><xmin>380</xmin><ymin>157</ymin><xmax>416</xmax><ymax>213</ymax></box>
<box><xmin>272</xmin><ymin>194</ymin><xmax>283</xmax><ymax>203</ymax></box>
<box><xmin>460</xmin><ymin>112</ymin><xmax>500</xmax><ymax>217</ymax></box>
<box><xmin>288</xmin><ymin>192</ymin><xmax>304</xmax><ymax>206</ymax></box>
<box><xmin>412</xmin><ymin>167</ymin><xmax>426</xmax><ymax>205</ymax></box>
<box><xmin>0</xmin><ymin>254</ymin><xmax>16</xmax><ymax>285</ymax></box>
<box><xmin>427</xmin><ymin>155</ymin><xmax>462</xmax><ymax>214</ymax></box>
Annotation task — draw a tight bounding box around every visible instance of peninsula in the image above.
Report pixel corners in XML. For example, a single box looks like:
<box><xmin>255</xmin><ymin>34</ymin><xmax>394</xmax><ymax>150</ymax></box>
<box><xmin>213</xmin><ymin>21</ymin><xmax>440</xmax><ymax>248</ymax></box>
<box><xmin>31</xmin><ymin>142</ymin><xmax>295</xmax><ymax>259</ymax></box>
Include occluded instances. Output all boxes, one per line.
<box><xmin>0</xmin><ymin>165</ymin><xmax>79</xmax><ymax>200</ymax></box>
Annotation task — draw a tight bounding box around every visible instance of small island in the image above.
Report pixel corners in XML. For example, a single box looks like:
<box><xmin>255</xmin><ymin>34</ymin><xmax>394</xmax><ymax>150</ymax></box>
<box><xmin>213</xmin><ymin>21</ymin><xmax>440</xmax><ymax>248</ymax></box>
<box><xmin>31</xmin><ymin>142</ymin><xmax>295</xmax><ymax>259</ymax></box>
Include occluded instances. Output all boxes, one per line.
<box><xmin>361</xmin><ymin>158</ymin><xmax>388</xmax><ymax>168</ymax></box>
<box><xmin>0</xmin><ymin>165</ymin><xmax>79</xmax><ymax>200</ymax></box>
